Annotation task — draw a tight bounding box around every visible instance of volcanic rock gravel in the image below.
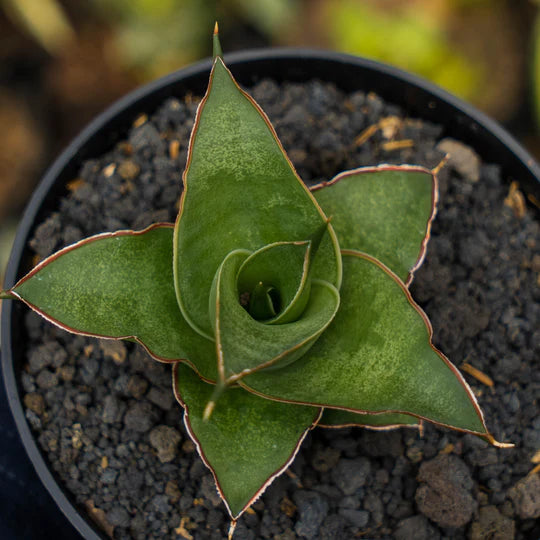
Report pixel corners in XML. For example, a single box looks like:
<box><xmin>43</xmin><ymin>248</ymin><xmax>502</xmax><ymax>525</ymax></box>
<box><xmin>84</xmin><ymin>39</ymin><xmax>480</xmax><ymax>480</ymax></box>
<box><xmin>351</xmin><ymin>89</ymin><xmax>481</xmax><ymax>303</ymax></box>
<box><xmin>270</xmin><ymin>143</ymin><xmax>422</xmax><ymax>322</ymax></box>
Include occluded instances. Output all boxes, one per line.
<box><xmin>20</xmin><ymin>78</ymin><xmax>539</xmax><ymax>539</ymax></box>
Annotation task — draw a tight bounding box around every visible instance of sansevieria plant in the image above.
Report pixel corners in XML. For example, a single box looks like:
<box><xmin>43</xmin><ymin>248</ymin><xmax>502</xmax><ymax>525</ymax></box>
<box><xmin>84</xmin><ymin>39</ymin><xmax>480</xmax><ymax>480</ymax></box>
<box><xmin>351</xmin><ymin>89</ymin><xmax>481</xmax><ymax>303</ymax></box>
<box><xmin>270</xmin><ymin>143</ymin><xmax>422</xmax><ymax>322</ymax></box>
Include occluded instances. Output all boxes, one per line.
<box><xmin>1</xmin><ymin>25</ymin><xmax>510</xmax><ymax>536</ymax></box>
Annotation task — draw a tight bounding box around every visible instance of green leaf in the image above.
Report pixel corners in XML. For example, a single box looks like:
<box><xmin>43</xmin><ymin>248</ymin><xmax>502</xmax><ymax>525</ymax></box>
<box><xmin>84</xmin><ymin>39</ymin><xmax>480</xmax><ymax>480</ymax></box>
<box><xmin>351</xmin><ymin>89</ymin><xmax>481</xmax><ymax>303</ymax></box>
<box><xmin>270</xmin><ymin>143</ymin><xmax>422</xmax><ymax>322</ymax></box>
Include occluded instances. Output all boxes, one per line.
<box><xmin>319</xmin><ymin>408</ymin><xmax>419</xmax><ymax>429</ymax></box>
<box><xmin>211</xmin><ymin>249</ymin><xmax>340</xmax><ymax>381</ymax></box>
<box><xmin>312</xmin><ymin>166</ymin><xmax>436</xmax><ymax>284</ymax></box>
<box><xmin>241</xmin><ymin>250</ymin><xmax>488</xmax><ymax>436</ymax></box>
<box><xmin>174</xmin><ymin>55</ymin><xmax>341</xmax><ymax>339</ymax></box>
<box><xmin>12</xmin><ymin>225</ymin><xmax>218</xmax><ymax>380</ymax></box>
<box><xmin>248</xmin><ymin>281</ymin><xmax>280</xmax><ymax>320</ymax></box>
<box><xmin>173</xmin><ymin>362</ymin><xmax>320</xmax><ymax>519</ymax></box>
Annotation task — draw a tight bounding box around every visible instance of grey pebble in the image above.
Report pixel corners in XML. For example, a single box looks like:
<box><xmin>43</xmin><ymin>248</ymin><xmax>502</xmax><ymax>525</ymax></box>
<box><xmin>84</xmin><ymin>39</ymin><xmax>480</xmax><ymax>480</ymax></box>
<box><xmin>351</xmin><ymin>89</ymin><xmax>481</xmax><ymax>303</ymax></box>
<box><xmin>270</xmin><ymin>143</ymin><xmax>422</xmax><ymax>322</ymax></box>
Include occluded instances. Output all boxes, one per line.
<box><xmin>106</xmin><ymin>506</ymin><xmax>130</xmax><ymax>527</ymax></box>
<box><xmin>293</xmin><ymin>490</ymin><xmax>329</xmax><ymax>539</ymax></box>
<box><xmin>394</xmin><ymin>515</ymin><xmax>440</xmax><ymax>540</ymax></box>
<box><xmin>470</xmin><ymin>505</ymin><xmax>515</xmax><ymax>540</ymax></box>
<box><xmin>36</xmin><ymin>370</ymin><xmax>58</xmax><ymax>389</ymax></box>
<box><xmin>508</xmin><ymin>473</ymin><xmax>540</xmax><ymax>519</ymax></box>
<box><xmin>149</xmin><ymin>425</ymin><xmax>181</xmax><ymax>463</ymax></box>
<box><xmin>102</xmin><ymin>395</ymin><xmax>124</xmax><ymax>424</ymax></box>
<box><xmin>147</xmin><ymin>386</ymin><xmax>174</xmax><ymax>411</ymax></box>
<box><xmin>415</xmin><ymin>454</ymin><xmax>476</xmax><ymax>527</ymax></box>
<box><xmin>338</xmin><ymin>508</ymin><xmax>369</xmax><ymax>528</ymax></box>
<box><xmin>124</xmin><ymin>401</ymin><xmax>157</xmax><ymax>432</ymax></box>
<box><xmin>331</xmin><ymin>457</ymin><xmax>371</xmax><ymax>495</ymax></box>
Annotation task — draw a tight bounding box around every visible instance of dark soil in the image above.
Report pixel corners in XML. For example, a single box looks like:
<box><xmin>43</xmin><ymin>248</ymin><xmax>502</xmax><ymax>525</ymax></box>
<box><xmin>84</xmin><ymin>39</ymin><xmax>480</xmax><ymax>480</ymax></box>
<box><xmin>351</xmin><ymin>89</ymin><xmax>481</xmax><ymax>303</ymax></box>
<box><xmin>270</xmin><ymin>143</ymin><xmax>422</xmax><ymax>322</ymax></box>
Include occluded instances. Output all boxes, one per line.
<box><xmin>20</xmin><ymin>78</ymin><xmax>539</xmax><ymax>539</ymax></box>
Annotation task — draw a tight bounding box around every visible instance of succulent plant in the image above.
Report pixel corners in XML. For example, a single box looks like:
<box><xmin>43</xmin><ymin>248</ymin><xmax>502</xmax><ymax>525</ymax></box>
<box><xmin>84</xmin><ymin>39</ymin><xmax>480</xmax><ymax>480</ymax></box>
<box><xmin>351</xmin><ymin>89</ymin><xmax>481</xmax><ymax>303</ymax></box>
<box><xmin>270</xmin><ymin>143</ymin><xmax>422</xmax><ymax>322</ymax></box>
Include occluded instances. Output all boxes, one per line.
<box><xmin>2</xmin><ymin>25</ymin><xmax>509</xmax><ymax>536</ymax></box>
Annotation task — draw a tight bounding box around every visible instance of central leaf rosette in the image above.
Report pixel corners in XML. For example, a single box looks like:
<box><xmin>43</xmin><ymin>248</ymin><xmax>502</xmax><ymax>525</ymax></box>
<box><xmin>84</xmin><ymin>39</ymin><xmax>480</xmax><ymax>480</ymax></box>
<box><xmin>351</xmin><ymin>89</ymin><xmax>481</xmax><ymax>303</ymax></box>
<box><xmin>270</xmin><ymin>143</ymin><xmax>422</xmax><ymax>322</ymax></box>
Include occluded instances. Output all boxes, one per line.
<box><xmin>207</xmin><ymin>227</ymin><xmax>340</xmax><ymax>385</ymax></box>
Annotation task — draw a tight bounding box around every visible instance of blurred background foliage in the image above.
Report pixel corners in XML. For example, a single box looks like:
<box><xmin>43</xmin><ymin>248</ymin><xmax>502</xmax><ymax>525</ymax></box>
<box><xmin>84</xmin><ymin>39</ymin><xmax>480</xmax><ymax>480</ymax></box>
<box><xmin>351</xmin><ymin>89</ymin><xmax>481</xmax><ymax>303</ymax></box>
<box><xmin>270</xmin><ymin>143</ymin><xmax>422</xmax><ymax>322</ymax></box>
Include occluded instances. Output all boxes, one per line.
<box><xmin>0</xmin><ymin>0</ymin><xmax>539</xmax><ymax>277</ymax></box>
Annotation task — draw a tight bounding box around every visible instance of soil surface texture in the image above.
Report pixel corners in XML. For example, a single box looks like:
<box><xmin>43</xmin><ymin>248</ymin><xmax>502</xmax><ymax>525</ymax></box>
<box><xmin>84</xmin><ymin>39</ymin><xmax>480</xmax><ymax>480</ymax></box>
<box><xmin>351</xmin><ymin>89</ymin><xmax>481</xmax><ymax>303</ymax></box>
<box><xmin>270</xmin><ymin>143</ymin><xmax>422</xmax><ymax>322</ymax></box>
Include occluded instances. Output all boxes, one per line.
<box><xmin>20</xmin><ymin>78</ymin><xmax>539</xmax><ymax>539</ymax></box>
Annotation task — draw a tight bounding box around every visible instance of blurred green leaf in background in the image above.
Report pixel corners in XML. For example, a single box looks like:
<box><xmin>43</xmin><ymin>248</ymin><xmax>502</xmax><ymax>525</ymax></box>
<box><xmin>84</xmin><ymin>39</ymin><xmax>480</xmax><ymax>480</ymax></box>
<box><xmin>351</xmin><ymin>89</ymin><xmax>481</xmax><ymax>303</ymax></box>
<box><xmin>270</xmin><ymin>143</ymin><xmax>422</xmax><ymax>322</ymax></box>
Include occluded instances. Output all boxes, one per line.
<box><xmin>230</xmin><ymin>0</ymin><xmax>298</xmax><ymax>36</ymax></box>
<box><xmin>93</xmin><ymin>0</ymin><xmax>298</xmax><ymax>80</ymax></box>
<box><xmin>2</xmin><ymin>0</ymin><xmax>74</xmax><ymax>53</ymax></box>
<box><xmin>324</xmin><ymin>0</ymin><xmax>480</xmax><ymax>101</ymax></box>
<box><xmin>92</xmin><ymin>0</ymin><xmax>213</xmax><ymax>78</ymax></box>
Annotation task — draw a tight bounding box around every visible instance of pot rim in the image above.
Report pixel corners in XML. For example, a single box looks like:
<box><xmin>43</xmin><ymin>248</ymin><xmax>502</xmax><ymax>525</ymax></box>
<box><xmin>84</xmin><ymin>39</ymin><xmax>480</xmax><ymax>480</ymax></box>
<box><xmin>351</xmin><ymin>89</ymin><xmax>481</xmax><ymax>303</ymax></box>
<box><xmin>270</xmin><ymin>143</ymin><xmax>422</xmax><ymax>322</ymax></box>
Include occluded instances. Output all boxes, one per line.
<box><xmin>2</xmin><ymin>47</ymin><xmax>539</xmax><ymax>540</ymax></box>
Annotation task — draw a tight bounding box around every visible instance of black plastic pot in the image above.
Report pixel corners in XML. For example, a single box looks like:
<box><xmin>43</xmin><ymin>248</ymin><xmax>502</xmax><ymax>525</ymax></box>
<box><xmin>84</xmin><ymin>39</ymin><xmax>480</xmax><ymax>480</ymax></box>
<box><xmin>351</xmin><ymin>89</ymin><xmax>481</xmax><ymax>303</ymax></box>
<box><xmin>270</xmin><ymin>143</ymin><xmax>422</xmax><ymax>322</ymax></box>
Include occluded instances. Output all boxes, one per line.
<box><xmin>2</xmin><ymin>49</ymin><xmax>540</xmax><ymax>539</ymax></box>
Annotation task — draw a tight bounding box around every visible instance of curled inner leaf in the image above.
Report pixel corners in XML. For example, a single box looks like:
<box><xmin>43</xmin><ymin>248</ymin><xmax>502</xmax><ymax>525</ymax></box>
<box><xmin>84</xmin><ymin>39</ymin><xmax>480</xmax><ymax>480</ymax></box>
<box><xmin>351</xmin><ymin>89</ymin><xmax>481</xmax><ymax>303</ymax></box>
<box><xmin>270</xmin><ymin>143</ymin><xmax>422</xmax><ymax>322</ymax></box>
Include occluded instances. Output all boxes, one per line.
<box><xmin>211</xmin><ymin>249</ymin><xmax>340</xmax><ymax>383</ymax></box>
<box><xmin>237</xmin><ymin>241</ymin><xmax>311</xmax><ymax>323</ymax></box>
<box><xmin>248</xmin><ymin>282</ymin><xmax>281</xmax><ymax>320</ymax></box>
<box><xmin>237</xmin><ymin>221</ymin><xmax>329</xmax><ymax>325</ymax></box>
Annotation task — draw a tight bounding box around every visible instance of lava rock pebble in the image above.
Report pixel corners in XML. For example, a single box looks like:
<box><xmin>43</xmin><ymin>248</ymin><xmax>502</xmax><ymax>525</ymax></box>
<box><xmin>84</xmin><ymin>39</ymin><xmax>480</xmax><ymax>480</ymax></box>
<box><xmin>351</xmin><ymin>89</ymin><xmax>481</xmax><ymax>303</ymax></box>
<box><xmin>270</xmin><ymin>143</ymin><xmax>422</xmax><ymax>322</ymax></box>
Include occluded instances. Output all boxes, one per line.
<box><xmin>293</xmin><ymin>490</ymin><xmax>329</xmax><ymax>538</ymax></box>
<box><xmin>148</xmin><ymin>425</ymin><xmax>181</xmax><ymax>463</ymax></box>
<box><xmin>394</xmin><ymin>515</ymin><xmax>439</xmax><ymax>540</ymax></box>
<box><xmin>123</xmin><ymin>401</ymin><xmax>158</xmax><ymax>433</ymax></box>
<box><xmin>508</xmin><ymin>473</ymin><xmax>540</xmax><ymax>519</ymax></box>
<box><xmin>415</xmin><ymin>454</ymin><xmax>476</xmax><ymax>527</ymax></box>
<box><xmin>469</xmin><ymin>505</ymin><xmax>515</xmax><ymax>540</ymax></box>
<box><xmin>331</xmin><ymin>457</ymin><xmax>371</xmax><ymax>495</ymax></box>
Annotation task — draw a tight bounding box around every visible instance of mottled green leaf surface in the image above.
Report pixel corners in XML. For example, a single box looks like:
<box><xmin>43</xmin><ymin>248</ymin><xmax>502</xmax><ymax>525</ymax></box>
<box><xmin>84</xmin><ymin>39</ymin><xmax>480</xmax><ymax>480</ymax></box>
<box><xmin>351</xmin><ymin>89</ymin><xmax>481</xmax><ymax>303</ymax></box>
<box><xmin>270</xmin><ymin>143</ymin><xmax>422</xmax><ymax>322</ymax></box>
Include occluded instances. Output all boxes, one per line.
<box><xmin>12</xmin><ymin>226</ymin><xmax>217</xmax><ymax>379</ymax></box>
<box><xmin>242</xmin><ymin>251</ymin><xmax>486</xmax><ymax>435</ymax></box>
<box><xmin>312</xmin><ymin>167</ymin><xmax>435</xmax><ymax>283</ymax></box>
<box><xmin>174</xmin><ymin>362</ymin><xmax>320</xmax><ymax>518</ymax></box>
<box><xmin>320</xmin><ymin>408</ymin><xmax>418</xmax><ymax>428</ymax></box>
<box><xmin>174</xmin><ymin>56</ymin><xmax>341</xmax><ymax>339</ymax></box>
<box><xmin>213</xmin><ymin>250</ymin><xmax>340</xmax><ymax>378</ymax></box>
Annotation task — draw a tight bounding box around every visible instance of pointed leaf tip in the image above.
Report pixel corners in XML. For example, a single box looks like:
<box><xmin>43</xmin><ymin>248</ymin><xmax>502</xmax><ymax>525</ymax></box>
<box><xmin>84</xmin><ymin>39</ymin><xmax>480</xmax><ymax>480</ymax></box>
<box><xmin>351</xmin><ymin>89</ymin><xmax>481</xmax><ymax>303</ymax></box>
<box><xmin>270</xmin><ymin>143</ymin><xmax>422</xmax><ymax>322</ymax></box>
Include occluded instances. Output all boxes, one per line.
<box><xmin>486</xmin><ymin>433</ymin><xmax>515</xmax><ymax>448</ymax></box>
<box><xmin>213</xmin><ymin>22</ymin><xmax>223</xmax><ymax>59</ymax></box>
